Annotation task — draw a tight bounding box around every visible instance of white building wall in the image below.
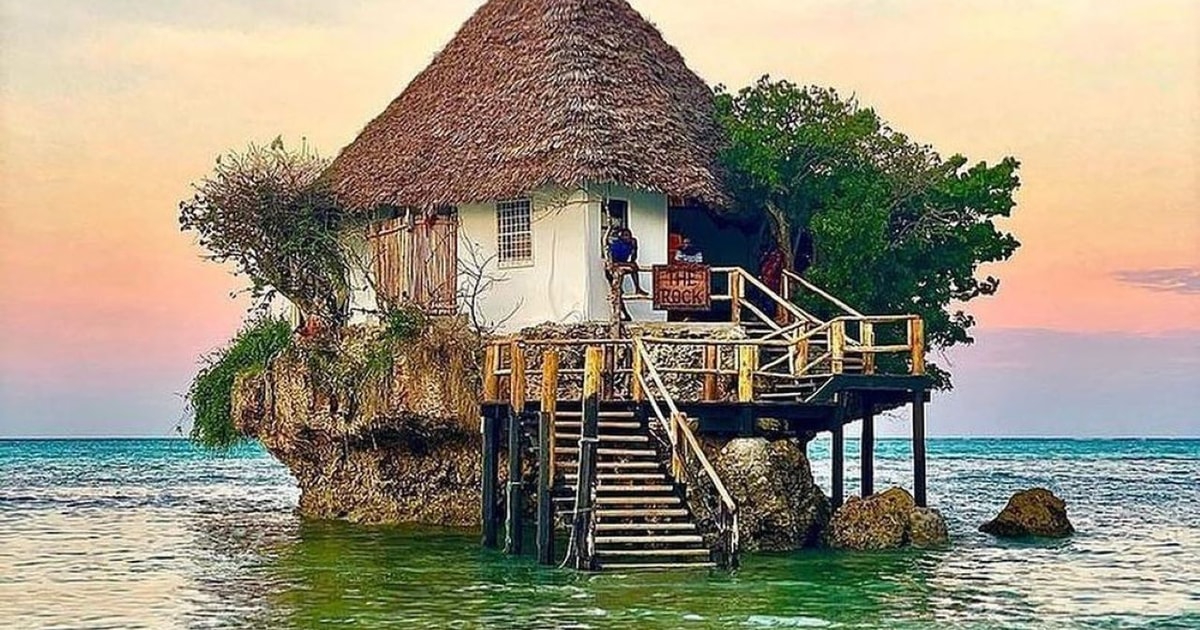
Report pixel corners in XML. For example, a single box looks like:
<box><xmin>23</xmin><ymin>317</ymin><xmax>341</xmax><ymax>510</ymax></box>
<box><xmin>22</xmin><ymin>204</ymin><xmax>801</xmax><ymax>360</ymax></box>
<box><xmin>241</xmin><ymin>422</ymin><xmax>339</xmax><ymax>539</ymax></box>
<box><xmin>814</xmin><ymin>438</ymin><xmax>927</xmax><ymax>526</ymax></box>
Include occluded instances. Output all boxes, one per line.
<box><xmin>458</xmin><ymin>188</ymin><xmax>593</xmax><ymax>332</ymax></box>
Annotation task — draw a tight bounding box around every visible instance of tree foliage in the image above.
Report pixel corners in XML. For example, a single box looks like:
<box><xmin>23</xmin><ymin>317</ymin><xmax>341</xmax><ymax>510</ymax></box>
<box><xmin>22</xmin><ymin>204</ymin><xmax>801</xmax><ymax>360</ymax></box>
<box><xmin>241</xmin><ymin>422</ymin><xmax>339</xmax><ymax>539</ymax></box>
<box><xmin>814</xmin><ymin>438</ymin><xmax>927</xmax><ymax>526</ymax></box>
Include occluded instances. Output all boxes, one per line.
<box><xmin>715</xmin><ymin>77</ymin><xmax>1021</xmax><ymax>387</ymax></box>
<box><xmin>187</xmin><ymin>316</ymin><xmax>293</xmax><ymax>449</ymax></box>
<box><xmin>179</xmin><ymin>138</ymin><xmax>349</xmax><ymax>328</ymax></box>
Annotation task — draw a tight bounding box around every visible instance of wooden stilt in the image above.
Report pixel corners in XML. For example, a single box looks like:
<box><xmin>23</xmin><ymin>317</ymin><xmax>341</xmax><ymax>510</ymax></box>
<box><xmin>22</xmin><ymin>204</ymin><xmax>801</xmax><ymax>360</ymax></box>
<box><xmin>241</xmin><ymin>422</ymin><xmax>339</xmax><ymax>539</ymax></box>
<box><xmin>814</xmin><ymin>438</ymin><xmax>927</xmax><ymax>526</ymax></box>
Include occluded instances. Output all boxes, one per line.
<box><xmin>504</xmin><ymin>410</ymin><xmax>524</xmax><ymax>555</ymax></box>
<box><xmin>570</xmin><ymin>346</ymin><xmax>603</xmax><ymax>570</ymax></box>
<box><xmin>480</xmin><ymin>411</ymin><xmax>500</xmax><ymax>549</ymax></box>
<box><xmin>536</xmin><ymin>410</ymin><xmax>554</xmax><ymax>565</ymax></box>
<box><xmin>703</xmin><ymin>345</ymin><xmax>718</xmax><ymax>401</ymax></box>
<box><xmin>860</xmin><ymin>394</ymin><xmax>875</xmax><ymax>497</ymax></box>
<box><xmin>913</xmin><ymin>390</ymin><xmax>928</xmax><ymax>508</ymax></box>
<box><xmin>831</xmin><ymin>423</ymin><xmax>845</xmax><ymax>510</ymax></box>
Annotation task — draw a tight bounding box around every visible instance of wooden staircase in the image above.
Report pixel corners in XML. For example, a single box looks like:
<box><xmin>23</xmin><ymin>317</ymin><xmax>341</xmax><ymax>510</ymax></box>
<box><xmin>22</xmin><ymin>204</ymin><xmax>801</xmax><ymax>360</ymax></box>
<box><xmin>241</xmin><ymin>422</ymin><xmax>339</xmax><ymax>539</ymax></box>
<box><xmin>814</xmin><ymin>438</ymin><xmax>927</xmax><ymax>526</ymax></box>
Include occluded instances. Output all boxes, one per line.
<box><xmin>553</xmin><ymin>405</ymin><xmax>715</xmax><ymax>571</ymax></box>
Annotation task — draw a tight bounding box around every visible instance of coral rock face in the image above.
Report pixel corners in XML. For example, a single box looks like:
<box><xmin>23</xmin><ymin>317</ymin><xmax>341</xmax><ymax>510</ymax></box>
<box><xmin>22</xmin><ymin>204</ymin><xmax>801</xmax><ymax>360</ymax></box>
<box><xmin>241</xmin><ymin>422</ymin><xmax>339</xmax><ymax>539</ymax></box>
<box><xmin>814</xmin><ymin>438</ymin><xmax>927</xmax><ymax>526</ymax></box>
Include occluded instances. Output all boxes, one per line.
<box><xmin>705</xmin><ymin>438</ymin><xmax>830</xmax><ymax>552</ymax></box>
<box><xmin>827</xmin><ymin>487</ymin><xmax>949</xmax><ymax>550</ymax></box>
<box><xmin>980</xmin><ymin>488</ymin><xmax>1074</xmax><ymax>538</ymax></box>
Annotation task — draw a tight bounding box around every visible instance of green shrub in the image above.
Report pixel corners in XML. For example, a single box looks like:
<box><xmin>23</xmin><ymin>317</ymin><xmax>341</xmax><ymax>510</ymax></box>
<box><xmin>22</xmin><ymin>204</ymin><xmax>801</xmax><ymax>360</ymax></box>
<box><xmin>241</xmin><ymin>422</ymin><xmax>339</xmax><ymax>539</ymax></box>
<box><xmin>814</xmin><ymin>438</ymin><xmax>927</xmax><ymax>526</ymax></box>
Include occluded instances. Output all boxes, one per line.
<box><xmin>382</xmin><ymin>304</ymin><xmax>427</xmax><ymax>341</ymax></box>
<box><xmin>188</xmin><ymin>316</ymin><xmax>293</xmax><ymax>449</ymax></box>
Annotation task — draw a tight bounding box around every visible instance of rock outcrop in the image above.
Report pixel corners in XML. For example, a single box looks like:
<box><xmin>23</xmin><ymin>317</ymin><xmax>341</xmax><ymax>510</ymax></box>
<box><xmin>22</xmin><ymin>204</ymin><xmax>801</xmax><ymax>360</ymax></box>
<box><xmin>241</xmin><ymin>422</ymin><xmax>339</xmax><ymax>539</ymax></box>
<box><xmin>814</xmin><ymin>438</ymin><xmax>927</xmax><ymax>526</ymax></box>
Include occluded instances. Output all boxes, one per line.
<box><xmin>827</xmin><ymin>487</ymin><xmax>949</xmax><ymax>550</ymax></box>
<box><xmin>700</xmin><ymin>437</ymin><xmax>831</xmax><ymax>552</ymax></box>
<box><xmin>232</xmin><ymin>320</ymin><xmax>485</xmax><ymax>525</ymax></box>
<box><xmin>980</xmin><ymin>488</ymin><xmax>1074</xmax><ymax>538</ymax></box>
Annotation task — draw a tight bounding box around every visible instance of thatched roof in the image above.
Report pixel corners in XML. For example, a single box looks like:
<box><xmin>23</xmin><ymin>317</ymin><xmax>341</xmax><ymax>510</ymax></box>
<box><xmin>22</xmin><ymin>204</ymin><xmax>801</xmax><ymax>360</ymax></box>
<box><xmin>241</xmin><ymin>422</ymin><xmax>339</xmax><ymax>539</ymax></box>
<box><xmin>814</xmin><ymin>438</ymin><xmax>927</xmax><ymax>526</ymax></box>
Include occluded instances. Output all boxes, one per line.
<box><xmin>327</xmin><ymin>0</ymin><xmax>729</xmax><ymax>211</ymax></box>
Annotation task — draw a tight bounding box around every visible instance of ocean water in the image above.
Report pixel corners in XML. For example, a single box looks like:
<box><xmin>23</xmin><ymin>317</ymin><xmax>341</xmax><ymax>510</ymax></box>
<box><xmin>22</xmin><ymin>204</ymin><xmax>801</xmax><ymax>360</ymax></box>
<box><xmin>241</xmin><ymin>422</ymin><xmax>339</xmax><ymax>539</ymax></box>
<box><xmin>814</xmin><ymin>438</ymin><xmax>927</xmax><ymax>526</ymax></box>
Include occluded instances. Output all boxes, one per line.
<box><xmin>1</xmin><ymin>438</ymin><xmax>1197</xmax><ymax>629</ymax></box>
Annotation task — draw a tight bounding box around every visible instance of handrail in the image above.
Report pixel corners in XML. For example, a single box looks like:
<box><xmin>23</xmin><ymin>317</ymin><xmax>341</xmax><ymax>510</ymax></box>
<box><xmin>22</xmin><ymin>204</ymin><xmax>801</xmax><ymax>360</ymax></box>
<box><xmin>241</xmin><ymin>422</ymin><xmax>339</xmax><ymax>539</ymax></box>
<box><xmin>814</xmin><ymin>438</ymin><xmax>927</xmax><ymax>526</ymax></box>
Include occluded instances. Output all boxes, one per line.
<box><xmin>632</xmin><ymin>338</ymin><xmax>739</xmax><ymax>565</ymax></box>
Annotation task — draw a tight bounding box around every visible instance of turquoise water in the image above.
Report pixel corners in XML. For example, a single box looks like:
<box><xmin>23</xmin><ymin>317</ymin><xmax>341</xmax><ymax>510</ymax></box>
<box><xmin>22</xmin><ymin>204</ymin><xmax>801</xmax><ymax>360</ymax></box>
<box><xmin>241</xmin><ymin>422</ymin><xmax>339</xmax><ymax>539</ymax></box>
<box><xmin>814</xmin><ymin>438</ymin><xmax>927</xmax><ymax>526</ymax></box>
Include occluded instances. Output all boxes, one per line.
<box><xmin>1</xmin><ymin>438</ymin><xmax>1197</xmax><ymax>629</ymax></box>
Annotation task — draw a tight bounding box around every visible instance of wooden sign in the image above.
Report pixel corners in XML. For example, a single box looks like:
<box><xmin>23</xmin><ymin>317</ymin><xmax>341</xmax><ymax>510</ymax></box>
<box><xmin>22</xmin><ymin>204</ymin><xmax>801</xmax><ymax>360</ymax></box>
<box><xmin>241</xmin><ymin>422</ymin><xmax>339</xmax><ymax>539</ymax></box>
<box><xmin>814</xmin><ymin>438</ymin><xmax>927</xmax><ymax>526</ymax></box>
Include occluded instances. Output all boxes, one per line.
<box><xmin>652</xmin><ymin>264</ymin><xmax>712</xmax><ymax>312</ymax></box>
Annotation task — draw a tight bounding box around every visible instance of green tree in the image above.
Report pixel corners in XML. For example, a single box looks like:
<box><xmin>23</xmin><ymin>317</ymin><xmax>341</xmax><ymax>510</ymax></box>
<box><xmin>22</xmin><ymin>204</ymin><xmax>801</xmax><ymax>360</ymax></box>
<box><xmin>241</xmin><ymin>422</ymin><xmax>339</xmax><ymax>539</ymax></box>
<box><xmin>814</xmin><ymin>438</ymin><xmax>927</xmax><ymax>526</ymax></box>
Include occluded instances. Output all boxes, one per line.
<box><xmin>179</xmin><ymin>138</ymin><xmax>349</xmax><ymax>329</ymax></box>
<box><xmin>715</xmin><ymin>77</ymin><xmax>1021</xmax><ymax>387</ymax></box>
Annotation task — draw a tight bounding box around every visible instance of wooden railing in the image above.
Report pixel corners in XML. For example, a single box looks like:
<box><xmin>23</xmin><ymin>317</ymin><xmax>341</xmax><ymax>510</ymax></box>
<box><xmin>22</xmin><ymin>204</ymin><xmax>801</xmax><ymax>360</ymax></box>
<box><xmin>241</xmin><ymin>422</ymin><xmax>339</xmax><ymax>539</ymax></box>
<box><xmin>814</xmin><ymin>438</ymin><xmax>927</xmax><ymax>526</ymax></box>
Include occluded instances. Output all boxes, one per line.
<box><xmin>632</xmin><ymin>338</ymin><xmax>739</xmax><ymax>567</ymax></box>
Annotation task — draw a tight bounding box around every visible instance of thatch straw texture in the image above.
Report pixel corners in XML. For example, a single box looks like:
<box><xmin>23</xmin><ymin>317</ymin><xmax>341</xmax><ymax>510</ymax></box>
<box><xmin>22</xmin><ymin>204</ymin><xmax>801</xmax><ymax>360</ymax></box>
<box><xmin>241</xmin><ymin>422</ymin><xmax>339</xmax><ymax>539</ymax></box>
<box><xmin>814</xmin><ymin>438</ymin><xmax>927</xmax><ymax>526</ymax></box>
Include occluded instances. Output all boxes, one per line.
<box><xmin>327</xmin><ymin>0</ymin><xmax>729</xmax><ymax>211</ymax></box>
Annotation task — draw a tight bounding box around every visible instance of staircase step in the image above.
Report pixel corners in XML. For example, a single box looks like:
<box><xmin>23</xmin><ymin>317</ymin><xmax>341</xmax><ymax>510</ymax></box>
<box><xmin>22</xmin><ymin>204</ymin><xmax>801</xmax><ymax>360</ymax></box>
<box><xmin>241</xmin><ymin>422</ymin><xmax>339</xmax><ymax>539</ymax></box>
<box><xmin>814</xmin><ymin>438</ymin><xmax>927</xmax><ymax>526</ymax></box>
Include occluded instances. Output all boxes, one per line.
<box><xmin>559</xmin><ymin>461</ymin><xmax>660</xmax><ymax>470</ymax></box>
<box><xmin>595</xmin><ymin>522</ymin><xmax>696</xmax><ymax>532</ymax></box>
<box><xmin>565</xmin><ymin>473</ymin><xmax>667</xmax><ymax>483</ymax></box>
<box><xmin>595</xmin><ymin>534</ymin><xmax>704</xmax><ymax>545</ymax></box>
<box><xmin>595</xmin><ymin>496</ymin><xmax>681</xmax><ymax>506</ymax></box>
<box><xmin>557</xmin><ymin>447</ymin><xmax>658</xmax><ymax>458</ymax></box>
<box><xmin>597</xmin><ymin>508</ymin><xmax>689</xmax><ymax>518</ymax></box>
<box><xmin>565</xmin><ymin>484</ymin><xmax>674</xmax><ymax>493</ymax></box>
<box><xmin>597</xmin><ymin>562</ymin><xmax>716</xmax><ymax>571</ymax></box>
<box><xmin>596</xmin><ymin>548</ymin><xmax>712</xmax><ymax>557</ymax></box>
<box><xmin>556</xmin><ymin>411</ymin><xmax>637</xmax><ymax>418</ymax></box>
<box><xmin>556</xmin><ymin>421</ymin><xmax>643</xmax><ymax>430</ymax></box>
<box><xmin>555</xmin><ymin>434</ymin><xmax>650</xmax><ymax>443</ymax></box>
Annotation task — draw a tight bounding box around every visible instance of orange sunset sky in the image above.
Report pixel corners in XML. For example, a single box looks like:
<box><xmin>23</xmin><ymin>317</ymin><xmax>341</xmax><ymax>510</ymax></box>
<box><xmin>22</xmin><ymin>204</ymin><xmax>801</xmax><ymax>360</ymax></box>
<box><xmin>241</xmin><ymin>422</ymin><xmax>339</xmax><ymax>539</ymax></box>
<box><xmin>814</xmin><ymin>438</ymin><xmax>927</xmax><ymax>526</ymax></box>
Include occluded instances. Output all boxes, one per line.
<box><xmin>1</xmin><ymin>0</ymin><xmax>1197</xmax><ymax>437</ymax></box>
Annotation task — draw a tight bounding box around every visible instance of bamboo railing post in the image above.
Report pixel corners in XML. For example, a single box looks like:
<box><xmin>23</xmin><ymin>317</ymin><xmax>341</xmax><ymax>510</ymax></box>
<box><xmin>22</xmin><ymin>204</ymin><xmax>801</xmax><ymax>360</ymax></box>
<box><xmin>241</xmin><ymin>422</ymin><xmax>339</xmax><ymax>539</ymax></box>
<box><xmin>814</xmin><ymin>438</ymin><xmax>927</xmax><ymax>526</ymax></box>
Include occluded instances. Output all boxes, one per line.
<box><xmin>669</xmin><ymin>413</ymin><xmax>683</xmax><ymax>480</ymax></box>
<box><xmin>631</xmin><ymin>341</ymin><xmax>645</xmax><ymax>402</ymax></box>
<box><xmin>737</xmin><ymin>344</ymin><xmax>757</xmax><ymax>403</ymax></box>
<box><xmin>861</xmin><ymin>321</ymin><xmax>876</xmax><ymax>375</ymax></box>
<box><xmin>702</xmin><ymin>345</ymin><xmax>719</xmax><ymax>401</ymax></box>
<box><xmin>909</xmin><ymin>317</ymin><xmax>926</xmax><ymax>376</ymax></box>
<box><xmin>509</xmin><ymin>342</ymin><xmax>526</xmax><ymax>412</ymax></box>
<box><xmin>483</xmin><ymin>345</ymin><xmax>499</xmax><ymax>402</ymax></box>
<box><xmin>831</xmin><ymin>320</ymin><xmax>847</xmax><ymax>375</ymax></box>
<box><xmin>601</xmin><ymin>344</ymin><xmax>615</xmax><ymax>401</ymax></box>
<box><xmin>794</xmin><ymin>335</ymin><xmax>810</xmax><ymax>377</ymax></box>
<box><xmin>541</xmin><ymin>350</ymin><xmax>560</xmax><ymax>483</ymax></box>
<box><xmin>730</xmin><ymin>271</ymin><xmax>743</xmax><ymax>325</ymax></box>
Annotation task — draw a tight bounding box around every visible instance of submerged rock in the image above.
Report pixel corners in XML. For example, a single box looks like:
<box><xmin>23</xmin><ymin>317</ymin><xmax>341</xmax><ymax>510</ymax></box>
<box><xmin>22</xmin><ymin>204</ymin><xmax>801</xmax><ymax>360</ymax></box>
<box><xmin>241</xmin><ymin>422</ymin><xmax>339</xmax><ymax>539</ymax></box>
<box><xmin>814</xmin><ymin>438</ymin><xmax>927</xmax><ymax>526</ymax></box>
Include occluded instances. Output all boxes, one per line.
<box><xmin>827</xmin><ymin>487</ymin><xmax>949</xmax><ymax>550</ymax></box>
<box><xmin>702</xmin><ymin>437</ymin><xmax>831</xmax><ymax>552</ymax></box>
<box><xmin>980</xmin><ymin>488</ymin><xmax>1074</xmax><ymax>538</ymax></box>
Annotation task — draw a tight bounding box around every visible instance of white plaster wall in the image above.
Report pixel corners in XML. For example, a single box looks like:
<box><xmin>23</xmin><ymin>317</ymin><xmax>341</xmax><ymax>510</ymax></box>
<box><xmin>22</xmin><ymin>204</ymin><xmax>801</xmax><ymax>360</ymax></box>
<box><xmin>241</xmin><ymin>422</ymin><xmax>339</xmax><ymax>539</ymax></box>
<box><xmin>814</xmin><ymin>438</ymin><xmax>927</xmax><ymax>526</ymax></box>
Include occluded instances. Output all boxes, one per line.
<box><xmin>458</xmin><ymin>188</ymin><xmax>593</xmax><ymax>332</ymax></box>
<box><xmin>584</xmin><ymin>184</ymin><xmax>669</xmax><ymax>322</ymax></box>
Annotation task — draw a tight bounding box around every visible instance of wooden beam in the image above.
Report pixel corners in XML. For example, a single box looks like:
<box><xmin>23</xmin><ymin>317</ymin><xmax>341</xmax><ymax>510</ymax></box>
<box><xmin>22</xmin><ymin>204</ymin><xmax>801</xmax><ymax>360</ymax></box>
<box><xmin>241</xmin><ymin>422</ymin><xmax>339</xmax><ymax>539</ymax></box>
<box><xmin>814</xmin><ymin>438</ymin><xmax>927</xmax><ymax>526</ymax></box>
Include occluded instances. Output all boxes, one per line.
<box><xmin>912</xmin><ymin>389</ymin><xmax>928</xmax><ymax>508</ymax></box>
<box><xmin>737</xmin><ymin>345</ymin><xmax>756</xmax><ymax>403</ymax></box>
<box><xmin>730</xmin><ymin>272</ymin><xmax>743</xmax><ymax>325</ymax></box>
<box><xmin>860</xmin><ymin>395</ymin><xmax>875</xmax><ymax>497</ymax></box>
<box><xmin>504</xmin><ymin>410</ymin><xmax>524</xmax><ymax>555</ymax></box>
<box><xmin>571</xmin><ymin>346</ymin><xmax>603</xmax><ymax>571</ymax></box>
<box><xmin>480</xmin><ymin>411</ymin><xmax>500</xmax><ymax>549</ymax></box>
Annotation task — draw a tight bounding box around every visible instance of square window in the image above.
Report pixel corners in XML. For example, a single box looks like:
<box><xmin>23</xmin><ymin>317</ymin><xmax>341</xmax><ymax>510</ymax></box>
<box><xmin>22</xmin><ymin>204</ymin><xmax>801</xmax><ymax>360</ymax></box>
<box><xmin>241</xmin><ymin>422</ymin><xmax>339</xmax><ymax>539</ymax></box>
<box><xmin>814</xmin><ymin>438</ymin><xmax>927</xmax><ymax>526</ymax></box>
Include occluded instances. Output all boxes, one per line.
<box><xmin>497</xmin><ymin>198</ymin><xmax>533</xmax><ymax>266</ymax></box>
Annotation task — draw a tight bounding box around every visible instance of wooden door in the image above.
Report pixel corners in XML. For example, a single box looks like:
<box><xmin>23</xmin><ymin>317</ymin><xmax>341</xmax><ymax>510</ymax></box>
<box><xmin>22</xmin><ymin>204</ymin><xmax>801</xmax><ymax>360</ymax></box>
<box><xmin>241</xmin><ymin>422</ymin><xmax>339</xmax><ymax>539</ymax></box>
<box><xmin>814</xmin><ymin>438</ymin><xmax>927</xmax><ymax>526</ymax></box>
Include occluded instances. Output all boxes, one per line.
<box><xmin>369</xmin><ymin>211</ymin><xmax>458</xmax><ymax>315</ymax></box>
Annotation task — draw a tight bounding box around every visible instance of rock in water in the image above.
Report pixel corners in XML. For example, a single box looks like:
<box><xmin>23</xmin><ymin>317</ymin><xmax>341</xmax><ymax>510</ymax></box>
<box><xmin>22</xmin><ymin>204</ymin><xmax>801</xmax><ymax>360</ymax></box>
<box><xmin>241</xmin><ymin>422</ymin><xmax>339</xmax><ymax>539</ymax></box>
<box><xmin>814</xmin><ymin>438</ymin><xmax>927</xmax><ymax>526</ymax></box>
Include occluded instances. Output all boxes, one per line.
<box><xmin>827</xmin><ymin>487</ymin><xmax>950</xmax><ymax>550</ymax></box>
<box><xmin>980</xmin><ymin>488</ymin><xmax>1074</xmax><ymax>538</ymax></box>
<box><xmin>704</xmin><ymin>438</ymin><xmax>830</xmax><ymax>552</ymax></box>
<box><xmin>909</xmin><ymin>507</ymin><xmax>951</xmax><ymax>548</ymax></box>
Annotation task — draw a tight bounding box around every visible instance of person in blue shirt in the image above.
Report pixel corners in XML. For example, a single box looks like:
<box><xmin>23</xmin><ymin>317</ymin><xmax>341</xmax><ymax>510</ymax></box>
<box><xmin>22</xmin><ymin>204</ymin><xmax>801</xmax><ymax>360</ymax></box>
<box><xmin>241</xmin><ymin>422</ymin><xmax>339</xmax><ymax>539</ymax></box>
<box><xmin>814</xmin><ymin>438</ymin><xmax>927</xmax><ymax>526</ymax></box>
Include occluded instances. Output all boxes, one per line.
<box><xmin>606</xmin><ymin>228</ymin><xmax>648</xmax><ymax>320</ymax></box>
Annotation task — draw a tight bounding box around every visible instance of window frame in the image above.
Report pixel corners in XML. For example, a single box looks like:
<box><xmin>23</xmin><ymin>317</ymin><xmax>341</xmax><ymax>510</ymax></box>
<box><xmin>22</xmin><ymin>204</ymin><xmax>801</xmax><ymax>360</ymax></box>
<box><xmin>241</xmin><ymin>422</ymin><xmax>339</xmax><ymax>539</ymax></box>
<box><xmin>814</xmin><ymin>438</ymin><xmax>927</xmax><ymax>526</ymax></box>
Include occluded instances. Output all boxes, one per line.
<box><xmin>495</xmin><ymin>197</ymin><xmax>534</xmax><ymax>268</ymax></box>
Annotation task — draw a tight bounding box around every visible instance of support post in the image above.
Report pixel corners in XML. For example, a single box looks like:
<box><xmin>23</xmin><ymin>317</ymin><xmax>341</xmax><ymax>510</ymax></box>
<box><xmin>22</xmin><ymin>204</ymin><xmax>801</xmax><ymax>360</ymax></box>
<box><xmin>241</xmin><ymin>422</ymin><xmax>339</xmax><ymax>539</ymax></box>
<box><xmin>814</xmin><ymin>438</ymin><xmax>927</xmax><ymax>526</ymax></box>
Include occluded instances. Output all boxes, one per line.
<box><xmin>831</xmin><ymin>423</ymin><xmax>845</xmax><ymax>510</ymax></box>
<box><xmin>570</xmin><ymin>346</ymin><xmax>603</xmax><ymax>571</ymax></box>
<box><xmin>909</xmin><ymin>317</ymin><xmax>926</xmax><ymax>376</ymax></box>
<box><xmin>912</xmin><ymin>389</ymin><xmax>928</xmax><ymax>508</ymax></box>
<box><xmin>860</xmin><ymin>394</ymin><xmax>874</xmax><ymax>497</ymax></box>
<box><xmin>794</xmin><ymin>335</ymin><xmax>810</xmax><ymax>376</ymax></box>
<box><xmin>480</xmin><ymin>410</ymin><xmax>500</xmax><ymax>549</ymax></box>
<box><xmin>504</xmin><ymin>410</ymin><xmax>524</xmax><ymax>555</ymax></box>
<box><xmin>541</xmin><ymin>351</ymin><xmax>560</xmax><ymax>482</ymax></box>
<box><xmin>703</xmin><ymin>345</ymin><xmax>719</xmax><ymax>401</ymax></box>
<box><xmin>536</xmin><ymin>409</ymin><xmax>555</xmax><ymax>565</ymax></box>
<box><xmin>737</xmin><ymin>344</ymin><xmax>756</xmax><ymax>403</ymax></box>
<box><xmin>601</xmin><ymin>344</ymin><xmax>615</xmax><ymax>401</ymax></box>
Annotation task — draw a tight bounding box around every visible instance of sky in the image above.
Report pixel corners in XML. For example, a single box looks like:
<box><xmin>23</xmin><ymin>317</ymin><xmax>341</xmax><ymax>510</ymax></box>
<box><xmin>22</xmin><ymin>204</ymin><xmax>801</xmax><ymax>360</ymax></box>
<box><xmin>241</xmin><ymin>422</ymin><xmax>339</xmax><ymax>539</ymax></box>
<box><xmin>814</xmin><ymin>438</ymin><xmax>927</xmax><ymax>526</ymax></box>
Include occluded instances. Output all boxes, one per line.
<box><xmin>0</xmin><ymin>0</ymin><xmax>1197</xmax><ymax>438</ymax></box>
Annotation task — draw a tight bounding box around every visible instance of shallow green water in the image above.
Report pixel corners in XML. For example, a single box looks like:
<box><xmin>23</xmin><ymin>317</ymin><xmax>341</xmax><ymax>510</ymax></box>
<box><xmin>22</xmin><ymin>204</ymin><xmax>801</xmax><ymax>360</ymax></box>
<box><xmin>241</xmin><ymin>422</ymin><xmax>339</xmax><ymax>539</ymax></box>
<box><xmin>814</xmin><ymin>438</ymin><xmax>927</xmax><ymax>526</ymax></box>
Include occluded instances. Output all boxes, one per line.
<box><xmin>2</xmin><ymin>438</ymin><xmax>1198</xmax><ymax>628</ymax></box>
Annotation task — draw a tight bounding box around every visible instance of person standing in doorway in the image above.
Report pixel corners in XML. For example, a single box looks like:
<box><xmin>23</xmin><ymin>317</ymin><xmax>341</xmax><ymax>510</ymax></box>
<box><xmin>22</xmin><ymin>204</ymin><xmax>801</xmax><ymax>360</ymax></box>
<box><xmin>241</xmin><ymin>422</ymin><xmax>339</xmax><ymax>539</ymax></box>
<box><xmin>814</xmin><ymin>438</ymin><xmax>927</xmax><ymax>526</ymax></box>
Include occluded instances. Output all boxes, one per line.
<box><xmin>674</xmin><ymin>237</ymin><xmax>704</xmax><ymax>264</ymax></box>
